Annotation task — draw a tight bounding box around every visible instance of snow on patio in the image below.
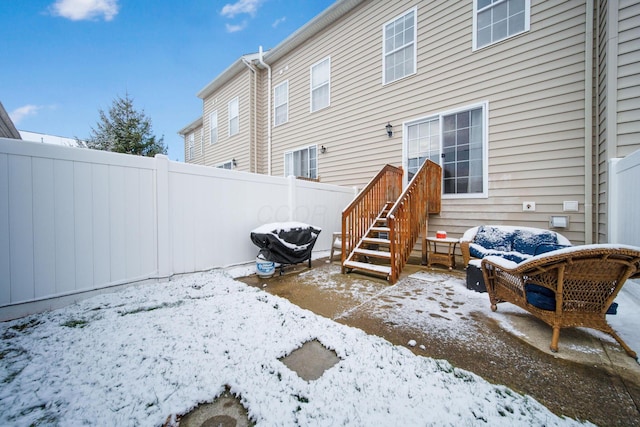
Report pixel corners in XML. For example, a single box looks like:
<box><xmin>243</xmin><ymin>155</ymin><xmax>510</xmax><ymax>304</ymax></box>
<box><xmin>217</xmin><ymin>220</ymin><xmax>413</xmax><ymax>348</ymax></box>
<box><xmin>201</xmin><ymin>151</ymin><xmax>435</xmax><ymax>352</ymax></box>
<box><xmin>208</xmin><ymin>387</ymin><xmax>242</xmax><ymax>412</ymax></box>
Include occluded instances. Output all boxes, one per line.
<box><xmin>2</xmin><ymin>267</ymin><xmax>629</xmax><ymax>426</ymax></box>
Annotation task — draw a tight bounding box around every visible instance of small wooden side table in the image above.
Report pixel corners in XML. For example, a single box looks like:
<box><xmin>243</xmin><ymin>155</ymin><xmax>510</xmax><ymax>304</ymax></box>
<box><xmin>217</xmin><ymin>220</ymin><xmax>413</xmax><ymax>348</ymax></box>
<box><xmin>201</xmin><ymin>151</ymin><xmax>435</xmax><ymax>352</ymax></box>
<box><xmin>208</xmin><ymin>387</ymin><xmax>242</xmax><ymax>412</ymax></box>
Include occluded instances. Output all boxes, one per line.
<box><xmin>426</xmin><ymin>237</ymin><xmax>459</xmax><ymax>270</ymax></box>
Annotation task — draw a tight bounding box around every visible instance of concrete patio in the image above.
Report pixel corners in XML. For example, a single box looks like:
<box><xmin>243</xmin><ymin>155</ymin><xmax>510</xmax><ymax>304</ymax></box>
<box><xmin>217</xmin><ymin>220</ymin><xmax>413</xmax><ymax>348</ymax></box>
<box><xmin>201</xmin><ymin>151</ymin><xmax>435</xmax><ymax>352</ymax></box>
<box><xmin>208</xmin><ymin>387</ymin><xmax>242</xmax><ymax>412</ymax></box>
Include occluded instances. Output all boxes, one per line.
<box><xmin>237</xmin><ymin>257</ymin><xmax>640</xmax><ymax>427</ymax></box>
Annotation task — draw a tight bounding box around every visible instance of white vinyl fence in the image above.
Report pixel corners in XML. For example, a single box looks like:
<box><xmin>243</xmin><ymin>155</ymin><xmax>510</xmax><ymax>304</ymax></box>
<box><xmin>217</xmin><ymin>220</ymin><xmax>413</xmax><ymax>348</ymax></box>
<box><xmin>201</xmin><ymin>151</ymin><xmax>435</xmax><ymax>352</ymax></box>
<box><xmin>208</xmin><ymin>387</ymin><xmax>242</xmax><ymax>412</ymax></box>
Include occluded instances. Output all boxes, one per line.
<box><xmin>609</xmin><ymin>148</ymin><xmax>640</xmax><ymax>247</ymax></box>
<box><xmin>0</xmin><ymin>138</ymin><xmax>355</xmax><ymax>320</ymax></box>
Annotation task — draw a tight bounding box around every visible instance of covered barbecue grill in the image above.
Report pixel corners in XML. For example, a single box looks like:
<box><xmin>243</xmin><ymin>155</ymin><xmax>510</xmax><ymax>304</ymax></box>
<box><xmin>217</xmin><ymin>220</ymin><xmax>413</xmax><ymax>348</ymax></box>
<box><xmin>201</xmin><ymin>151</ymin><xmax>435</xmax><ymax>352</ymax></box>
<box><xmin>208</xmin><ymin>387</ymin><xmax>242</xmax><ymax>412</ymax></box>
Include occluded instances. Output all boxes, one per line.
<box><xmin>250</xmin><ymin>222</ymin><xmax>321</xmax><ymax>275</ymax></box>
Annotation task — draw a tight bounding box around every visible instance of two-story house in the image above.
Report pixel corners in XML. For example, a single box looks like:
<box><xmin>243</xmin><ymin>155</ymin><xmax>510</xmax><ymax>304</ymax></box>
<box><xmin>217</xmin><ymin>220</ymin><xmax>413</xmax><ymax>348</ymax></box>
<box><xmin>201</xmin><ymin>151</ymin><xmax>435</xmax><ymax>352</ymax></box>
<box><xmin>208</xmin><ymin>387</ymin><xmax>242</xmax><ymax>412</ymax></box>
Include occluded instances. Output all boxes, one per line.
<box><xmin>180</xmin><ymin>0</ymin><xmax>640</xmax><ymax>246</ymax></box>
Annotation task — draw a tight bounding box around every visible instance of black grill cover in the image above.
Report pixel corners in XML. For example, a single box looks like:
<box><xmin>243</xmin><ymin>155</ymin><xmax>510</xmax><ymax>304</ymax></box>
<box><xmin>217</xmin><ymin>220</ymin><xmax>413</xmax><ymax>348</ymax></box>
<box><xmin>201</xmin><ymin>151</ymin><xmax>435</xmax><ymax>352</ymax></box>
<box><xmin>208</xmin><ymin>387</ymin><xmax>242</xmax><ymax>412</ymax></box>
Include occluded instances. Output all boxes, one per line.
<box><xmin>250</xmin><ymin>222</ymin><xmax>321</xmax><ymax>265</ymax></box>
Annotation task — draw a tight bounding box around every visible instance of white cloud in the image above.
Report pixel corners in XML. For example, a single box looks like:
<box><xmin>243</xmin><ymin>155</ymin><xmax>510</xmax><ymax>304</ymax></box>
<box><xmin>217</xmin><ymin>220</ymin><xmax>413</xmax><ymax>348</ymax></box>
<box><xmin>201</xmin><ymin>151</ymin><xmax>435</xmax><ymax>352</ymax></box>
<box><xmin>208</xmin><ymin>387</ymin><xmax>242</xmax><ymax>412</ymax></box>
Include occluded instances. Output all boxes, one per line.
<box><xmin>272</xmin><ymin>16</ymin><xmax>286</xmax><ymax>28</ymax></box>
<box><xmin>9</xmin><ymin>105</ymin><xmax>43</xmax><ymax>124</ymax></box>
<box><xmin>220</xmin><ymin>0</ymin><xmax>261</xmax><ymax>18</ymax></box>
<box><xmin>50</xmin><ymin>0</ymin><xmax>119</xmax><ymax>21</ymax></box>
<box><xmin>225</xmin><ymin>21</ymin><xmax>248</xmax><ymax>33</ymax></box>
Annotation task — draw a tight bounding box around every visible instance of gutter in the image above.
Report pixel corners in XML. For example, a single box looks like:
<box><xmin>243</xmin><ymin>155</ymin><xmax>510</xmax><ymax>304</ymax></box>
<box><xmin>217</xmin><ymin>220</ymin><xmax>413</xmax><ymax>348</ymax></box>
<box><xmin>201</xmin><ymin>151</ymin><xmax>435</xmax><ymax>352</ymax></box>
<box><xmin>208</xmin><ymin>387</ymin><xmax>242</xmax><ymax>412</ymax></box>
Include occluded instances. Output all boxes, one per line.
<box><xmin>258</xmin><ymin>46</ymin><xmax>273</xmax><ymax>175</ymax></box>
<box><xmin>242</xmin><ymin>58</ymin><xmax>259</xmax><ymax>173</ymax></box>
<box><xmin>584</xmin><ymin>0</ymin><xmax>593</xmax><ymax>244</ymax></box>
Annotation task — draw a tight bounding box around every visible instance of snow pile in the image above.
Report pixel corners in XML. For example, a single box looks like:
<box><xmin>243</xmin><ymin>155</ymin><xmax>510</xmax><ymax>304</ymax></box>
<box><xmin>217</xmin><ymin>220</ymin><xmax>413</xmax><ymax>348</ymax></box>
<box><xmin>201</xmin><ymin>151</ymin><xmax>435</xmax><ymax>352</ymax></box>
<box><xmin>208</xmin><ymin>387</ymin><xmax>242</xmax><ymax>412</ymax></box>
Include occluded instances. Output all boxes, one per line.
<box><xmin>0</xmin><ymin>271</ymin><xmax>592</xmax><ymax>426</ymax></box>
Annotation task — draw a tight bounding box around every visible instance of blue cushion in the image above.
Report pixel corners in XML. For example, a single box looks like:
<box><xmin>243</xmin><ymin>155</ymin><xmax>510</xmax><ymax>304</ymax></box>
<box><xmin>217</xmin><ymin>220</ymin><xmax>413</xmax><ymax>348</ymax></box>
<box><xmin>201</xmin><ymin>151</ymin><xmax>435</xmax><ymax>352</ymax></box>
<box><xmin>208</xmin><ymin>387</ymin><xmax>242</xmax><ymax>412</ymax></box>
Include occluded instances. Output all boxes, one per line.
<box><xmin>534</xmin><ymin>244</ymin><xmax>571</xmax><ymax>256</ymax></box>
<box><xmin>469</xmin><ymin>244</ymin><xmax>486</xmax><ymax>259</ymax></box>
<box><xmin>525</xmin><ymin>284</ymin><xmax>618</xmax><ymax>314</ymax></box>
<box><xmin>512</xmin><ymin>230</ymin><xmax>558</xmax><ymax>256</ymax></box>
<box><xmin>526</xmin><ymin>289</ymin><xmax>556</xmax><ymax>311</ymax></box>
<box><xmin>525</xmin><ymin>283</ymin><xmax>555</xmax><ymax>297</ymax></box>
<box><xmin>474</xmin><ymin>226</ymin><xmax>513</xmax><ymax>252</ymax></box>
<box><xmin>502</xmin><ymin>252</ymin><xmax>529</xmax><ymax>263</ymax></box>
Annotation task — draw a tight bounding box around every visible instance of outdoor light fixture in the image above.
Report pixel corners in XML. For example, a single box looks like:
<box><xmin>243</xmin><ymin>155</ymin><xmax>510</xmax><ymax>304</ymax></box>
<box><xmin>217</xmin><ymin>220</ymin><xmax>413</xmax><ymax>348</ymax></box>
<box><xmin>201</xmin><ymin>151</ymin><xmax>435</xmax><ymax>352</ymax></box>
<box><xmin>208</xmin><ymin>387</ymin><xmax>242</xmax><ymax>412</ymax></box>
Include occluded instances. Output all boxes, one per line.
<box><xmin>232</xmin><ymin>158</ymin><xmax>237</xmax><ymax>167</ymax></box>
<box><xmin>386</xmin><ymin>122</ymin><xmax>393</xmax><ymax>137</ymax></box>
<box><xmin>321</xmin><ymin>145</ymin><xmax>327</xmax><ymax>153</ymax></box>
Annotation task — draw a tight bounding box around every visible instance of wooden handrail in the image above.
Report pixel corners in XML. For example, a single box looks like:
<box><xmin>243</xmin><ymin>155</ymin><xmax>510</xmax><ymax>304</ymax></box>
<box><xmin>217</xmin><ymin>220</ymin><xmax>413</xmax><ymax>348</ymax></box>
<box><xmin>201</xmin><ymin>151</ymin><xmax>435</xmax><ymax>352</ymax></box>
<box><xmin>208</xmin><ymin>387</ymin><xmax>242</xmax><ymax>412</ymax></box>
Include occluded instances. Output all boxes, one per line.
<box><xmin>341</xmin><ymin>164</ymin><xmax>403</xmax><ymax>271</ymax></box>
<box><xmin>387</xmin><ymin>160</ymin><xmax>442</xmax><ymax>283</ymax></box>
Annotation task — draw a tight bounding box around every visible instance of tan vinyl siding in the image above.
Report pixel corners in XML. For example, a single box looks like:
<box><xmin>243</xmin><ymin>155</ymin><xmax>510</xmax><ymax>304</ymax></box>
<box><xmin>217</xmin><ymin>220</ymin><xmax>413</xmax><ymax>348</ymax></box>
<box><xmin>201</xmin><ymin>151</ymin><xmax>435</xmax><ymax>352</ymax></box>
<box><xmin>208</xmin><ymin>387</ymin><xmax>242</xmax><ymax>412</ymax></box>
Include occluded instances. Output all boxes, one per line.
<box><xmin>259</xmin><ymin>0</ymin><xmax>590</xmax><ymax>243</ymax></box>
<box><xmin>617</xmin><ymin>0</ymin><xmax>640</xmax><ymax>155</ymax></box>
<box><xmin>201</xmin><ymin>71</ymin><xmax>252</xmax><ymax>171</ymax></box>
<box><xmin>185</xmin><ymin>126</ymin><xmax>204</xmax><ymax>165</ymax></box>
<box><xmin>596</xmin><ymin>0</ymin><xmax>609</xmax><ymax>244</ymax></box>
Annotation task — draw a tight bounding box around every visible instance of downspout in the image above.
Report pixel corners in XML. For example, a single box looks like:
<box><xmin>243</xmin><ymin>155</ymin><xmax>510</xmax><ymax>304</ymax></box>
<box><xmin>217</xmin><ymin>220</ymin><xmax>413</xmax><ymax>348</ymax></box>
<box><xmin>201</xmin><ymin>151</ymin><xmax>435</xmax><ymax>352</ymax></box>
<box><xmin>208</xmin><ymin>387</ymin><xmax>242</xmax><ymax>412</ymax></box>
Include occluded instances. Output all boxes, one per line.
<box><xmin>242</xmin><ymin>58</ymin><xmax>258</xmax><ymax>173</ymax></box>
<box><xmin>258</xmin><ymin>46</ymin><xmax>273</xmax><ymax>175</ymax></box>
<box><xmin>584</xmin><ymin>0</ymin><xmax>594</xmax><ymax>244</ymax></box>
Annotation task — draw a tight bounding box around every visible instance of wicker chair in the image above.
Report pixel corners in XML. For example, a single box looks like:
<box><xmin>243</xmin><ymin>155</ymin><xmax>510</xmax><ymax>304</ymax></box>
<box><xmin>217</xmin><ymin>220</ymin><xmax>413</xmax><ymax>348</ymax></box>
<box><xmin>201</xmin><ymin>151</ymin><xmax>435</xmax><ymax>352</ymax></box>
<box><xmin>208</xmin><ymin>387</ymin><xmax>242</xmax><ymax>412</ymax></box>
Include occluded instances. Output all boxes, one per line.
<box><xmin>481</xmin><ymin>245</ymin><xmax>640</xmax><ymax>359</ymax></box>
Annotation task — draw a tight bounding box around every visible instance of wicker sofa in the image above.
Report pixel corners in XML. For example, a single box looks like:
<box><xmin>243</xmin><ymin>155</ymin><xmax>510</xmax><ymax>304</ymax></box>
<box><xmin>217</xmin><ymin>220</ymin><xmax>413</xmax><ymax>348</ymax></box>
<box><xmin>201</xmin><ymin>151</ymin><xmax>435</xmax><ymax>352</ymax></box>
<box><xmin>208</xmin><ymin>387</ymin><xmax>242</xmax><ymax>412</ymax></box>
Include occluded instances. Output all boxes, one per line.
<box><xmin>481</xmin><ymin>245</ymin><xmax>640</xmax><ymax>358</ymax></box>
<box><xmin>460</xmin><ymin>225</ymin><xmax>572</xmax><ymax>267</ymax></box>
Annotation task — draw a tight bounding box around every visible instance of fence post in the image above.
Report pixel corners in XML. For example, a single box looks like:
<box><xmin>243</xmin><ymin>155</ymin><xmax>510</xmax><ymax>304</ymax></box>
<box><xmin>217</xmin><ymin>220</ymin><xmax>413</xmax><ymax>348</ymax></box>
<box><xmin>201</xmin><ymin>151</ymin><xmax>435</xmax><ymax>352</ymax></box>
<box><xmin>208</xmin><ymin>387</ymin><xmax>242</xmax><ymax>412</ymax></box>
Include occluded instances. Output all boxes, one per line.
<box><xmin>155</xmin><ymin>154</ymin><xmax>172</xmax><ymax>278</ymax></box>
<box><xmin>288</xmin><ymin>175</ymin><xmax>296</xmax><ymax>221</ymax></box>
<box><xmin>608</xmin><ymin>158</ymin><xmax>620</xmax><ymax>244</ymax></box>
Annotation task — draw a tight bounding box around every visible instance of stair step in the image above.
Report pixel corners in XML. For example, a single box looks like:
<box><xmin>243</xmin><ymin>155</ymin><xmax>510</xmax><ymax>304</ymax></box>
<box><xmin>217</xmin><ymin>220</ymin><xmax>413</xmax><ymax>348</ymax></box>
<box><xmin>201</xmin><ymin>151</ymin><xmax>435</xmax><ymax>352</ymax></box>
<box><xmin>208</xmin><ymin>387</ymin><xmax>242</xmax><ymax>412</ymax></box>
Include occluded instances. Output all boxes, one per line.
<box><xmin>371</xmin><ymin>226</ymin><xmax>390</xmax><ymax>232</ymax></box>
<box><xmin>363</xmin><ymin>237</ymin><xmax>390</xmax><ymax>245</ymax></box>
<box><xmin>353</xmin><ymin>248</ymin><xmax>391</xmax><ymax>259</ymax></box>
<box><xmin>344</xmin><ymin>260</ymin><xmax>392</xmax><ymax>275</ymax></box>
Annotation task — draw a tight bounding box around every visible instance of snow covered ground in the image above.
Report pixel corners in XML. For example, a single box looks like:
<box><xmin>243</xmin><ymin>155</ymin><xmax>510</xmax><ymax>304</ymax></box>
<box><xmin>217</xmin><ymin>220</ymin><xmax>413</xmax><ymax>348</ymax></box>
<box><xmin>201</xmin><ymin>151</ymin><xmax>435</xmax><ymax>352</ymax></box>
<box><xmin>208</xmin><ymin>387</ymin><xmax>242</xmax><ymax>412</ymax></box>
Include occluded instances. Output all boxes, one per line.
<box><xmin>3</xmin><ymin>264</ymin><xmax>637</xmax><ymax>426</ymax></box>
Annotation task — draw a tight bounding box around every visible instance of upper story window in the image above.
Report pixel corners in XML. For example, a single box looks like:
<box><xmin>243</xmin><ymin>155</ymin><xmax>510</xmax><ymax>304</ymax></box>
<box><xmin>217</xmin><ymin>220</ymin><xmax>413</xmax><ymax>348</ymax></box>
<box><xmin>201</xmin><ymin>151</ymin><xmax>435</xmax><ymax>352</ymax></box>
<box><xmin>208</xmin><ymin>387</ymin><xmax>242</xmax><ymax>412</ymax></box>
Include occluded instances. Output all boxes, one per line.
<box><xmin>187</xmin><ymin>132</ymin><xmax>194</xmax><ymax>161</ymax></box>
<box><xmin>310</xmin><ymin>57</ymin><xmax>330</xmax><ymax>112</ymax></box>
<box><xmin>474</xmin><ymin>0</ymin><xmax>530</xmax><ymax>50</ymax></box>
<box><xmin>383</xmin><ymin>7</ymin><xmax>417</xmax><ymax>85</ymax></box>
<box><xmin>274</xmin><ymin>81</ymin><xmax>289</xmax><ymax>126</ymax></box>
<box><xmin>284</xmin><ymin>145</ymin><xmax>317</xmax><ymax>179</ymax></box>
<box><xmin>404</xmin><ymin>102</ymin><xmax>488</xmax><ymax>198</ymax></box>
<box><xmin>209</xmin><ymin>111</ymin><xmax>218</xmax><ymax>144</ymax></box>
<box><xmin>228</xmin><ymin>97</ymin><xmax>239</xmax><ymax>136</ymax></box>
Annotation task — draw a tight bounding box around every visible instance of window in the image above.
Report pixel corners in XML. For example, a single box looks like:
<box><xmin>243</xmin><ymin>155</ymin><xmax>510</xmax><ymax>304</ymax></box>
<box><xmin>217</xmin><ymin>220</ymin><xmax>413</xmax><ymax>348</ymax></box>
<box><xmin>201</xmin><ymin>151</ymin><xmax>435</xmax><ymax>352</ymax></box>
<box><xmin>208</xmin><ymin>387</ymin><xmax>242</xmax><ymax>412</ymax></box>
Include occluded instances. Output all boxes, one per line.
<box><xmin>406</xmin><ymin>118</ymin><xmax>439</xmax><ymax>180</ymax></box>
<box><xmin>310</xmin><ymin>57</ymin><xmax>330</xmax><ymax>112</ymax></box>
<box><xmin>209</xmin><ymin>111</ymin><xmax>218</xmax><ymax>144</ymax></box>
<box><xmin>383</xmin><ymin>7</ymin><xmax>416</xmax><ymax>85</ymax></box>
<box><xmin>217</xmin><ymin>160</ymin><xmax>234</xmax><ymax>170</ymax></box>
<box><xmin>284</xmin><ymin>145</ymin><xmax>317</xmax><ymax>179</ymax></box>
<box><xmin>187</xmin><ymin>132</ymin><xmax>194</xmax><ymax>161</ymax></box>
<box><xmin>404</xmin><ymin>103</ymin><xmax>487</xmax><ymax>197</ymax></box>
<box><xmin>274</xmin><ymin>81</ymin><xmax>289</xmax><ymax>126</ymax></box>
<box><xmin>228</xmin><ymin>97</ymin><xmax>239</xmax><ymax>136</ymax></box>
<box><xmin>474</xmin><ymin>0</ymin><xmax>529</xmax><ymax>50</ymax></box>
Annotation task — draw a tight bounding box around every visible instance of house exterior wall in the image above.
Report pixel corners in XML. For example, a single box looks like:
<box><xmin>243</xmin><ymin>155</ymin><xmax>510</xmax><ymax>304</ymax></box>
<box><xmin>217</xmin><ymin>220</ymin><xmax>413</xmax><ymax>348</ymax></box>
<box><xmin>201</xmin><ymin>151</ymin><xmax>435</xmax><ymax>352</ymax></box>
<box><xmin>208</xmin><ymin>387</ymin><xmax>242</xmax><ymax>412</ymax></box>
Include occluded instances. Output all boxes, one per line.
<box><xmin>183</xmin><ymin>0</ymin><xmax>640</xmax><ymax>247</ymax></box>
<box><xmin>194</xmin><ymin>69</ymin><xmax>255</xmax><ymax>171</ymax></box>
<box><xmin>596</xmin><ymin>0</ymin><xmax>640</xmax><ymax>244</ymax></box>
<box><xmin>258</xmin><ymin>0</ymin><xmax>592</xmax><ymax>244</ymax></box>
<box><xmin>617</xmin><ymin>0</ymin><xmax>640</xmax><ymax>156</ymax></box>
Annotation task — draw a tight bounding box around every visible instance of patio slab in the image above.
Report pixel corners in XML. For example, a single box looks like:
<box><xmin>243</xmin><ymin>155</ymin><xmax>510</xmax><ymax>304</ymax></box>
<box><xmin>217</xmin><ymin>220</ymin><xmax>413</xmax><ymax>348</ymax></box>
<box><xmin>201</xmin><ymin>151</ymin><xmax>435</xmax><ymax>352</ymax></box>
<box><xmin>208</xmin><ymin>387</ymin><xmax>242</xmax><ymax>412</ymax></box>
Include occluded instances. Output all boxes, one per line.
<box><xmin>237</xmin><ymin>257</ymin><xmax>640</xmax><ymax>426</ymax></box>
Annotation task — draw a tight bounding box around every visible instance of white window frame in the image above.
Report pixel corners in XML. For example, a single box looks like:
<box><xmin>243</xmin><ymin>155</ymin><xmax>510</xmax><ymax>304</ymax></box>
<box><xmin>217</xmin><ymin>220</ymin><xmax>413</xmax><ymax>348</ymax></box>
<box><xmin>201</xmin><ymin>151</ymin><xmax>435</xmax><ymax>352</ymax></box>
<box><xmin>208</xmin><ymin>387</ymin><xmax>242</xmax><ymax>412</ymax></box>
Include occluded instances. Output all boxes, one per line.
<box><xmin>187</xmin><ymin>132</ymin><xmax>194</xmax><ymax>161</ymax></box>
<box><xmin>382</xmin><ymin>6</ymin><xmax>417</xmax><ymax>85</ymax></box>
<box><xmin>228</xmin><ymin>97</ymin><xmax>239</xmax><ymax>137</ymax></box>
<box><xmin>284</xmin><ymin>145</ymin><xmax>317</xmax><ymax>179</ymax></box>
<box><xmin>310</xmin><ymin>57</ymin><xmax>330</xmax><ymax>112</ymax></box>
<box><xmin>274</xmin><ymin>80</ymin><xmax>289</xmax><ymax>126</ymax></box>
<box><xmin>472</xmin><ymin>0</ymin><xmax>530</xmax><ymax>50</ymax></box>
<box><xmin>402</xmin><ymin>101</ymin><xmax>489</xmax><ymax>199</ymax></box>
<box><xmin>209</xmin><ymin>111</ymin><xmax>218</xmax><ymax>144</ymax></box>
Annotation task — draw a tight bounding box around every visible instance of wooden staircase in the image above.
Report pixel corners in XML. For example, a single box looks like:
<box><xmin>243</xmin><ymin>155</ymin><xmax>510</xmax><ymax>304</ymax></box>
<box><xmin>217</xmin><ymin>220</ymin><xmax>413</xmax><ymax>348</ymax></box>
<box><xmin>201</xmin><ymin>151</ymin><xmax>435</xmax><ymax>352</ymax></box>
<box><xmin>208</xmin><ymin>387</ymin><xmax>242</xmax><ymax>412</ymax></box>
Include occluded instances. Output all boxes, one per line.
<box><xmin>343</xmin><ymin>202</ymin><xmax>394</xmax><ymax>279</ymax></box>
<box><xmin>341</xmin><ymin>160</ymin><xmax>442</xmax><ymax>284</ymax></box>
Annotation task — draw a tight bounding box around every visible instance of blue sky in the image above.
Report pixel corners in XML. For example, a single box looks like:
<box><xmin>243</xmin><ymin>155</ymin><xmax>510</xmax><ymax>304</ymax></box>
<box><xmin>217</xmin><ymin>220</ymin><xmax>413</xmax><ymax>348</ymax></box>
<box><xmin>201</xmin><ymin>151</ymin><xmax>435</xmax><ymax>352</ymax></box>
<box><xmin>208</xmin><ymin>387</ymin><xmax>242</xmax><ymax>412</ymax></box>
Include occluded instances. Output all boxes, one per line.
<box><xmin>1</xmin><ymin>0</ymin><xmax>334</xmax><ymax>161</ymax></box>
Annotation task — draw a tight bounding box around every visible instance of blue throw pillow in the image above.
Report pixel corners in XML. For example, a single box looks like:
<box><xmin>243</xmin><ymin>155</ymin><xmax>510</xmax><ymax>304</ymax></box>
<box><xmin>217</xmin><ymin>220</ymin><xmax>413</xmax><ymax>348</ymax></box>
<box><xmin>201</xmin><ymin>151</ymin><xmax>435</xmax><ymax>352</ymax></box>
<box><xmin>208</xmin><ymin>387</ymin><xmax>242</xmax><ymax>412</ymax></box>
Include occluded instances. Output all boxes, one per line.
<box><xmin>474</xmin><ymin>226</ymin><xmax>513</xmax><ymax>252</ymax></box>
<box><xmin>513</xmin><ymin>230</ymin><xmax>558</xmax><ymax>256</ymax></box>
